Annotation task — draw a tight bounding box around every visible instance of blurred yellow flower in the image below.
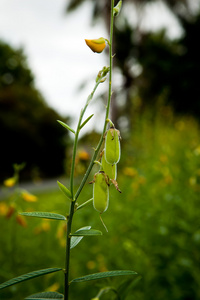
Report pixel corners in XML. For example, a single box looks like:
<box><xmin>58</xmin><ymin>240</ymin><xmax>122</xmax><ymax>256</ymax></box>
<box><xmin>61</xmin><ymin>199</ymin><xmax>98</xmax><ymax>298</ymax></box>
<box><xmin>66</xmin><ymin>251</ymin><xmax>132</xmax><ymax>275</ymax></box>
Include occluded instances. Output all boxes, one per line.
<box><xmin>86</xmin><ymin>260</ymin><xmax>96</xmax><ymax>270</ymax></box>
<box><xmin>189</xmin><ymin>176</ymin><xmax>196</xmax><ymax>186</ymax></box>
<box><xmin>138</xmin><ymin>175</ymin><xmax>146</xmax><ymax>185</ymax></box>
<box><xmin>164</xmin><ymin>175</ymin><xmax>173</xmax><ymax>184</ymax></box>
<box><xmin>21</xmin><ymin>191</ymin><xmax>38</xmax><ymax>202</ymax></box>
<box><xmin>160</xmin><ymin>154</ymin><xmax>168</xmax><ymax>163</ymax></box>
<box><xmin>85</xmin><ymin>37</ymin><xmax>106</xmax><ymax>53</ymax></box>
<box><xmin>34</xmin><ymin>220</ymin><xmax>51</xmax><ymax>234</ymax></box>
<box><xmin>41</xmin><ymin>220</ymin><xmax>51</xmax><ymax>232</ymax></box>
<box><xmin>0</xmin><ymin>203</ymin><xmax>9</xmax><ymax>216</ymax></box>
<box><xmin>123</xmin><ymin>167</ymin><xmax>138</xmax><ymax>177</ymax></box>
<box><xmin>78</xmin><ymin>150</ymin><xmax>90</xmax><ymax>161</ymax></box>
<box><xmin>47</xmin><ymin>282</ymin><xmax>60</xmax><ymax>292</ymax></box>
<box><xmin>4</xmin><ymin>177</ymin><xmax>16</xmax><ymax>187</ymax></box>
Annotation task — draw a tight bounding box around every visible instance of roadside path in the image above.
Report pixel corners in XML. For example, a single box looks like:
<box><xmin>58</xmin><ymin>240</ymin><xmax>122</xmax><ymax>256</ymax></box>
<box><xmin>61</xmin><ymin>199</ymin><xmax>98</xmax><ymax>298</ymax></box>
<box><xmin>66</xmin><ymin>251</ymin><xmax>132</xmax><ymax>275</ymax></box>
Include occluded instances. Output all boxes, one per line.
<box><xmin>0</xmin><ymin>177</ymin><xmax>66</xmax><ymax>200</ymax></box>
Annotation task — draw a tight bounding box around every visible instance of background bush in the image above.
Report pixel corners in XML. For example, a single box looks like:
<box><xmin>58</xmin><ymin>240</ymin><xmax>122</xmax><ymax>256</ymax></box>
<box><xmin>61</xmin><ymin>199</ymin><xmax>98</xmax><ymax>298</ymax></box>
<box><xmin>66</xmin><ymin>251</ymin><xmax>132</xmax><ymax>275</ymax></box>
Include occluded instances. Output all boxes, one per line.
<box><xmin>0</xmin><ymin>105</ymin><xmax>199</xmax><ymax>300</ymax></box>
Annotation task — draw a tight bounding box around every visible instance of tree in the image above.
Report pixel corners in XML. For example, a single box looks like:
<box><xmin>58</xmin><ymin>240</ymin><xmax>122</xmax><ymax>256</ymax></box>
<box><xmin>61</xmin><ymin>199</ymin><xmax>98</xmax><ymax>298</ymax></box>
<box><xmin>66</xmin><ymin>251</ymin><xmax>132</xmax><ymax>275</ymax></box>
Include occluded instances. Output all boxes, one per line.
<box><xmin>0</xmin><ymin>40</ymin><xmax>68</xmax><ymax>181</ymax></box>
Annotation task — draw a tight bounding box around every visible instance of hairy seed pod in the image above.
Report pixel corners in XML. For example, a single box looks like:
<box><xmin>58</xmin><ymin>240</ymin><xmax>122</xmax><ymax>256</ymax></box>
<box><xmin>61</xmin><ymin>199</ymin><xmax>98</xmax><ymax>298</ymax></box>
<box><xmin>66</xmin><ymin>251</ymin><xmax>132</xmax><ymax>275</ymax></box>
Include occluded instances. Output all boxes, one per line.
<box><xmin>105</xmin><ymin>128</ymin><xmax>121</xmax><ymax>165</ymax></box>
<box><xmin>101</xmin><ymin>151</ymin><xmax>117</xmax><ymax>181</ymax></box>
<box><xmin>93</xmin><ymin>172</ymin><xmax>109</xmax><ymax>214</ymax></box>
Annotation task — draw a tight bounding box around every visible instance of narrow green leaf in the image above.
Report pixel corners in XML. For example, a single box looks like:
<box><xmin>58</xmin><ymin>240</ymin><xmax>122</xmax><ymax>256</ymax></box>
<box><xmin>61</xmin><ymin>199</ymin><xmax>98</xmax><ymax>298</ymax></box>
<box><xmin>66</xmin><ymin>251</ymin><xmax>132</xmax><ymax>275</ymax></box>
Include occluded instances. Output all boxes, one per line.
<box><xmin>25</xmin><ymin>291</ymin><xmax>64</xmax><ymax>299</ymax></box>
<box><xmin>0</xmin><ymin>268</ymin><xmax>62</xmax><ymax>290</ymax></box>
<box><xmin>57</xmin><ymin>120</ymin><xmax>75</xmax><ymax>134</ymax></box>
<box><xmin>70</xmin><ymin>229</ymin><xmax>102</xmax><ymax>236</ymax></box>
<box><xmin>57</xmin><ymin>181</ymin><xmax>72</xmax><ymax>199</ymax></box>
<box><xmin>70</xmin><ymin>226</ymin><xmax>91</xmax><ymax>249</ymax></box>
<box><xmin>20</xmin><ymin>212</ymin><xmax>66</xmax><ymax>221</ymax></box>
<box><xmin>80</xmin><ymin>114</ymin><xmax>94</xmax><ymax>130</ymax></box>
<box><xmin>71</xmin><ymin>270</ymin><xmax>137</xmax><ymax>283</ymax></box>
<box><xmin>76</xmin><ymin>198</ymin><xmax>93</xmax><ymax>211</ymax></box>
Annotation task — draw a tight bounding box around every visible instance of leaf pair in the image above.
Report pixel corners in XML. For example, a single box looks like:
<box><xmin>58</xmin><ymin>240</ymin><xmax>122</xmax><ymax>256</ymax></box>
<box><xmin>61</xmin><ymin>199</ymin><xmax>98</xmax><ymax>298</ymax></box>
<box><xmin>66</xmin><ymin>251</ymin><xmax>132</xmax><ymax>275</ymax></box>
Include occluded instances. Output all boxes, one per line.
<box><xmin>0</xmin><ymin>267</ymin><xmax>137</xmax><ymax>294</ymax></box>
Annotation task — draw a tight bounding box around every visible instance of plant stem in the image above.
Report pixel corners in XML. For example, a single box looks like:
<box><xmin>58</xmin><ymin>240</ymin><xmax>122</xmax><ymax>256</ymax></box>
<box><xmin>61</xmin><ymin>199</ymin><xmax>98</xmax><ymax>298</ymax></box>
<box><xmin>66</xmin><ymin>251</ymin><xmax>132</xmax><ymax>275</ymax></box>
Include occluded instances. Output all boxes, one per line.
<box><xmin>64</xmin><ymin>1</ymin><xmax>115</xmax><ymax>299</ymax></box>
<box><xmin>64</xmin><ymin>78</ymin><xmax>108</xmax><ymax>300</ymax></box>
<box><xmin>74</xmin><ymin>0</ymin><xmax>114</xmax><ymax>201</ymax></box>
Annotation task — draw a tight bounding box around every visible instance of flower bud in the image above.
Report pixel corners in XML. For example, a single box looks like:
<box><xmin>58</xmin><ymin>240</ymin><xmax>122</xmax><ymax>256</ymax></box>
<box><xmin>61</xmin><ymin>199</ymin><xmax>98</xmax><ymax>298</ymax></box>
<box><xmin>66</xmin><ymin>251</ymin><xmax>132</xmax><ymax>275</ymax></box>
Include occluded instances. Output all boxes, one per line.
<box><xmin>85</xmin><ymin>37</ymin><xmax>106</xmax><ymax>53</ymax></box>
<box><xmin>113</xmin><ymin>0</ymin><xmax>122</xmax><ymax>17</ymax></box>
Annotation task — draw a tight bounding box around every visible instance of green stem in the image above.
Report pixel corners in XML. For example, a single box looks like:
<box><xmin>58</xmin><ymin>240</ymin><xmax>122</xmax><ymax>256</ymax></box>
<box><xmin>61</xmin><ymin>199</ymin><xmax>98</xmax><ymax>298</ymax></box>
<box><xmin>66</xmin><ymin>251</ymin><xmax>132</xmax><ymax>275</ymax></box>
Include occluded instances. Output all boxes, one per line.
<box><xmin>64</xmin><ymin>1</ymin><xmax>115</xmax><ymax>299</ymax></box>
<box><xmin>64</xmin><ymin>78</ymin><xmax>107</xmax><ymax>300</ymax></box>
<box><xmin>69</xmin><ymin>79</ymin><xmax>104</xmax><ymax>199</ymax></box>
<box><xmin>74</xmin><ymin>0</ymin><xmax>114</xmax><ymax>201</ymax></box>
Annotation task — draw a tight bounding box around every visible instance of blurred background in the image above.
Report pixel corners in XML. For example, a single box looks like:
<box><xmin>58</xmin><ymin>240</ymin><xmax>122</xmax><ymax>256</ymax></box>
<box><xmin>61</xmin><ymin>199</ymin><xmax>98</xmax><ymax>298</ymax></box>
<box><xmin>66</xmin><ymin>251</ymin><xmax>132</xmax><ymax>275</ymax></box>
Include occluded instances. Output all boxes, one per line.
<box><xmin>0</xmin><ymin>0</ymin><xmax>200</xmax><ymax>299</ymax></box>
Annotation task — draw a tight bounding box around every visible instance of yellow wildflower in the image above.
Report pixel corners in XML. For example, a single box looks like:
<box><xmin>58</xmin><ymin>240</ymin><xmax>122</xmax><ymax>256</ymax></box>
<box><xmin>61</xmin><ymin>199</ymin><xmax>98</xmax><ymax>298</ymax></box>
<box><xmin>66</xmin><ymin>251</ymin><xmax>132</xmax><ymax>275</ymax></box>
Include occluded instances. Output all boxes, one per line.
<box><xmin>78</xmin><ymin>150</ymin><xmax>90</xmax><ymax>160</ymax></box>
<box><xmin>41</xmin><ymin>220</ymin><xmax>51</xmax><ymax>232</ymax></box>
<box><xmin>85</xmin><ymin>37</ymin><xmax>106</xmax><ymax>53</ymax></box>
<box><xmin>34</xmin><ymin>220</ymin><xmax>51</xmax><ymax>234</ymax></box>
<box><xmin>0</xmin><ymin>203</ymin><xmax>9</xmax><ymax>216</ymax></box>
<box><xmin>21</xmin><ymin>191</ymin><xmax>38</xmax><ymax>202</ymax></box>
<box><xmin>47</xmin><ymin>282</ymin><xmax>60</xmax><ymax>292</ymax></box>
<box><xmin>4</xmin><ymin>177</ymin><xmax>16</xmax><ymax>187</ymax></box>
<box><xmin>123</xmin><ymin>167</ymin><xmax>138</xmax><ymax>177</ymax></box>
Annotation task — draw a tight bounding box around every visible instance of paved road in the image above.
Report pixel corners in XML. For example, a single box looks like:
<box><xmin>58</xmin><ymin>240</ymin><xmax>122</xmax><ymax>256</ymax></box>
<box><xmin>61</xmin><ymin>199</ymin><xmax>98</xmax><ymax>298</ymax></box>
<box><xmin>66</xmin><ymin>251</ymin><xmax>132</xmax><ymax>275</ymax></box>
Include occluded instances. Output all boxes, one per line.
<box><xmin>0</xmin><ymin>177</ymin><xmax>65</xmax><ymax>200</ymax></box>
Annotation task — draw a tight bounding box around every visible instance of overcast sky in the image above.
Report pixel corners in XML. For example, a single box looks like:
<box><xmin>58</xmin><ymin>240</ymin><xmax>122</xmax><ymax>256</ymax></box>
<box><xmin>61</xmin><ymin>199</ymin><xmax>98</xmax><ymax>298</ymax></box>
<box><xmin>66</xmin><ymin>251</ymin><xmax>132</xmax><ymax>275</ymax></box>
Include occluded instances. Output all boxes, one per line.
<box><xmin>0</xmin><ymin>0</ymin><xmax>183</xmax><ymax>128</ymax></box>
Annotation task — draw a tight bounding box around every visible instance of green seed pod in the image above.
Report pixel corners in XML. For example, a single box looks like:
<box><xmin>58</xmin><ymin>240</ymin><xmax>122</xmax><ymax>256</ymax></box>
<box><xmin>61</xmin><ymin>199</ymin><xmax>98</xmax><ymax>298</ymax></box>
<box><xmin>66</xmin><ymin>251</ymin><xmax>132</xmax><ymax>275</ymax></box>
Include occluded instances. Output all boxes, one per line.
<box><xmin>101</xmin><ymin>150</ymin><xmax>117</xmax><ymax>181</ymax></box>
<box><xmin>93</xmin><ymin>171</ymin><xmax>109</xmax><ymax>214</ymax></box>
<box><xmin>105</xmin><ymin>127</ymin><xmax>121</xmax><ymax>165</ymax></box>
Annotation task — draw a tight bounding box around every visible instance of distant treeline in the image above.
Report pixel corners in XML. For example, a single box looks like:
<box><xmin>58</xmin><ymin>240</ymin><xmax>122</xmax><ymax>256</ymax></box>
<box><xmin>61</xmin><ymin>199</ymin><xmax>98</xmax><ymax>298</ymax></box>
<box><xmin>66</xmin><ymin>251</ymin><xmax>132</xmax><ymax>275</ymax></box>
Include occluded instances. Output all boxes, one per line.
<box><xmin>0</xmin><ymin>41</ymin><xmax>69</xmax><ymax>181</ymax></box>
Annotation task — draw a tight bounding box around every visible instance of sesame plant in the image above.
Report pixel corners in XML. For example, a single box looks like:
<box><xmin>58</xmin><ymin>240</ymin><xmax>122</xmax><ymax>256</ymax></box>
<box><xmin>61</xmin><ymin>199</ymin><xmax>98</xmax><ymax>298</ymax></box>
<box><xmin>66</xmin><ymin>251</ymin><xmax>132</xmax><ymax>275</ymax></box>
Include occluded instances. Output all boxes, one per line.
<box><xmin>0</xmin><ymin>1</ymin><xmax>137</xmax><ymax>299</ymax></box>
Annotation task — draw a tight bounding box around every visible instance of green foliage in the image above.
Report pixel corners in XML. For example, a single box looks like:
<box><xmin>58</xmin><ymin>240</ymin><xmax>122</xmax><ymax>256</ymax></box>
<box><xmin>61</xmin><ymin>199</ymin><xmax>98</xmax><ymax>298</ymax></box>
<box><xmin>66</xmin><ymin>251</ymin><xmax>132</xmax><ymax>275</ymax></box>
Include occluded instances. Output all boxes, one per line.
<box><xmin>0</xmin><ymin>268</ymin><xmax>62</xmax><ymax>290</ymax></box>
<box><xmin>25</xmin><ymin>291</ymin><xmax>64</xmax><ymax>299</ymax></box>
<box><xmin>70</xmin><ymin>270</ymin><xmax>137</xmax><ymax>283</ymax></box>
<box><xmin>70</xmin><ymin>228</ymin><xmax>102</xmax><ymax>236</ymax></box>
<box><xmin>20</xmin><ymin>212</ymin><xmax>67</xmax><ymax>221</ymax></box>
<box><xmin>0</xmin><ymin>106</ymin><xmax>199</xmax><ymax>299</ymax></box>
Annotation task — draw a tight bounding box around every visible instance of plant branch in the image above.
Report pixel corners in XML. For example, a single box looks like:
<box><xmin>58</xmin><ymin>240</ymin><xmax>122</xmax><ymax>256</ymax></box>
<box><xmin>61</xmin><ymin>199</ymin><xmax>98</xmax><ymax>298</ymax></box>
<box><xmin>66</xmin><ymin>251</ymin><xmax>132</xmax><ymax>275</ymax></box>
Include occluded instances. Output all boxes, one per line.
<box><xmin>64</xmin><ymin>1</ymin><xmax>115</xmax><ymax>299</ymax></box>
<box><xmin>74</xmin><ymin>0</ymin><xmax>115</xmax><ymax>201</ymax></box>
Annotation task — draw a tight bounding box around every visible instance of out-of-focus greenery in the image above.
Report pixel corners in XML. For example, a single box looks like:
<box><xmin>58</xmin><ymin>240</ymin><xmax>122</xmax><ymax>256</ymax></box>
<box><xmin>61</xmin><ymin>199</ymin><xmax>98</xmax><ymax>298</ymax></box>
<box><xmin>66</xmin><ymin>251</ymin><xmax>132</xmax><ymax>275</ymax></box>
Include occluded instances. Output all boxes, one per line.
<box><xmin>0</xmin><ymin>106</ymin><xmax>200</xmax><ymax>300</ymax></box>
<box><xmin>0</xmin><ymin>40</ymin><xmax>69</xmax><ymax>181</ymax></box>
<box><xmin>67</xmin><ymin>0</ymin><xmax>200</xmax><ymax>126</ymax></box>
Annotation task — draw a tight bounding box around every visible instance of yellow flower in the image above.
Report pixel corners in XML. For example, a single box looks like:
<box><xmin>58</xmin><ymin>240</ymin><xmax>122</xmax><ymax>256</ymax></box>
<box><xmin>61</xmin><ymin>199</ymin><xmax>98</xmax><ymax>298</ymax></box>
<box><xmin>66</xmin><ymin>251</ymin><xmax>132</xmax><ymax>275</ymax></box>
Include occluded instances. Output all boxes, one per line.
<box><xmin>21</xmin><ymin>191</ymin><xmax>38</xmax><ymax>202</ymax></box>
<box><xmin>78</xmin><ymin>149</ymin><xmax>90</xmax><ymax>160</ymax></box>
<box><xmin>123</xmin><ymin>167</ymin><xmax>138</xmax><ymax>177</ymax></box>
<box><xmin>85</xmin><ymin>37</ymin><xmax>106</xmax><ymax>53</ymax></box>
<box><xmin>4</xmin><ymin>177</ymin><xmax>16</xmax><ymax>187</ymax></box>
<box><xmin>0</xmin><ymin>203</ymin><xmax>9</xmax><ymax>216</ymax></box>
<box><xmin>47</xmin><ymin>282</ymin><xmax>60</xmax><ymax>292</ymax></box>
<box><xmin>34</xmin><ymin>220</ymin><xmax>51</xmax><ymax>234</ymax></box>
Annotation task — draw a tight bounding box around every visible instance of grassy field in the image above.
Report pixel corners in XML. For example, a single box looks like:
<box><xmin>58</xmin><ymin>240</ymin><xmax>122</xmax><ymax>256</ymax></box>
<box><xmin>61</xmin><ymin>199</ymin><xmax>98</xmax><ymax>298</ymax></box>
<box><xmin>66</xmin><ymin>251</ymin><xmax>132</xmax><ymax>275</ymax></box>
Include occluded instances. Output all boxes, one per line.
<box><xmin>0</xmin><ymin>107</ymin><xmax>200</xmax><ymax>300</ymax></box>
